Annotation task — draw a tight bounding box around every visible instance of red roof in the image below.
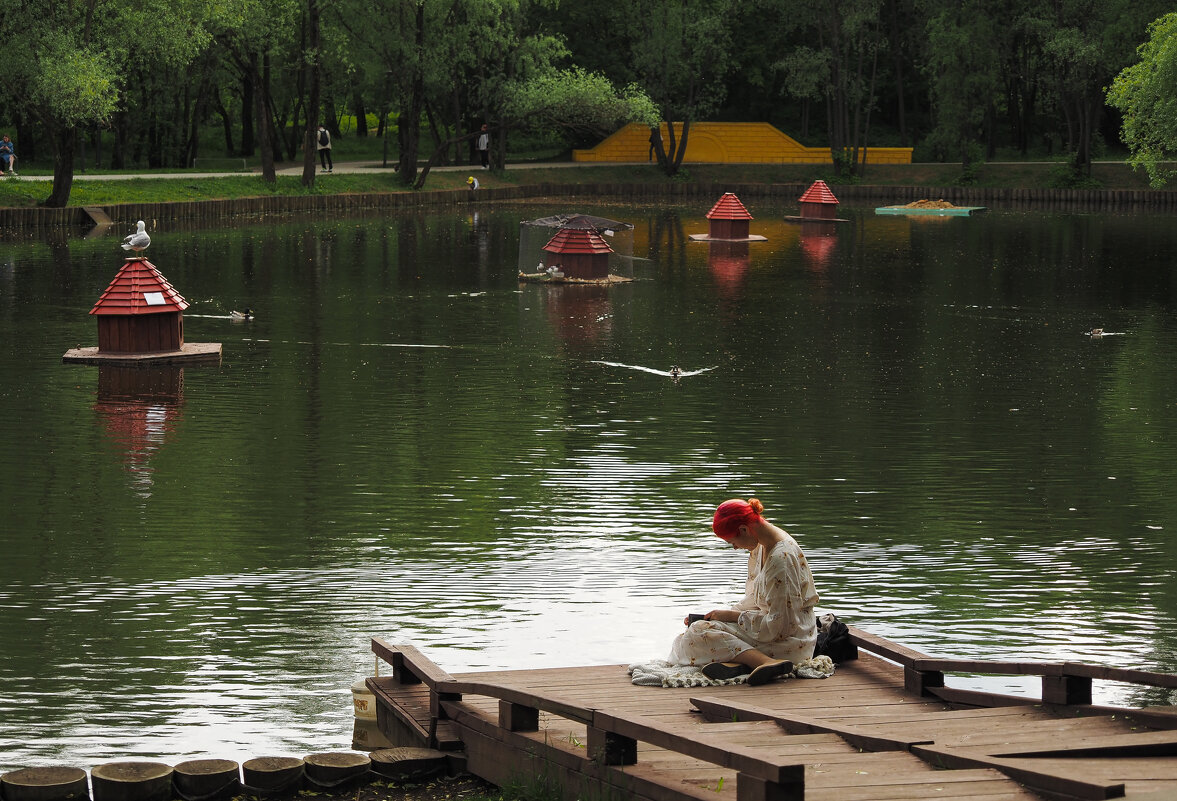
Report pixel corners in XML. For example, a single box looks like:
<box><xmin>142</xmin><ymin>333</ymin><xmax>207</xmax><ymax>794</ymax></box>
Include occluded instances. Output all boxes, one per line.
<box><xmin>705</xmin><ymin>193</ymin><xmax>753</xmax><ymax>220</ymax></box>
<box><xmin>90</xmin><ymin>258</ymin><xmax>189</xmax><ymax>316</ymax></box>
<box><xmin>798</xmin><ymin>180</ymin><xmax>839</xmax><ymax>204</ymax></box>
<box><xmin>542</xmin><ymin>227</ymin><xmax>614</xmax><ymax>255</ymax></box>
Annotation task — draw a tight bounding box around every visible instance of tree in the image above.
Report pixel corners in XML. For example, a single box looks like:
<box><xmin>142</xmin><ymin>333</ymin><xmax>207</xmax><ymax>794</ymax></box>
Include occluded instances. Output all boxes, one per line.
<box><xmin>919</xmin><ymin>0</ymin><xmax>1001</xmax><ymax>168</ymax></box>
<box><xmin>629</xmin><ymin>0</ymin><xmax>733</xmax><ymax>176</ymax></box>
<box><xmin>412</xmin><ymin>67</ymin><xmax>657</xmax><ymax>188</ymax></box>
<box><xmin>1107</xmin><ymin>12</ymin><xmax>1177</xmax><ymax>187</ymax></box>
<box><xmin>0</xmin><ymin>1</ymin><xmax>210</xmax><ymax>206</ymax></box>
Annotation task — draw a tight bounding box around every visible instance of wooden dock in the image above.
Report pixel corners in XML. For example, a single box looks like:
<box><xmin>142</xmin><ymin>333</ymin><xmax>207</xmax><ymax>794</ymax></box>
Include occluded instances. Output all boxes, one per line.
<box><xmin>368</xmin><ymin>629</ymin><xmax>1177</xmax><ymax>801</ymax></box>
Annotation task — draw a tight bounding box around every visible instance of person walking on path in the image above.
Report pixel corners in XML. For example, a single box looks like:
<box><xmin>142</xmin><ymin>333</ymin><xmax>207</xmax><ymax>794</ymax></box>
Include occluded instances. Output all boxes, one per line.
<box><xmin>316</xmin><ymin>124</ymin><xmax>333</xmax><ymax>173</ymax></box>
<box><xmin>0</xmin><ymin>135</ymin><xmax>16</xmax><ymax>175</ymax></box>
<box><xmin>476</xmin><ymin>124</ymin><xmax>489</xmax><ymax>169</ymax></box>
<box><xmin>648</xmin><ymin>126</ymin><xmax>661</xmax><ymax>162</ymax></box>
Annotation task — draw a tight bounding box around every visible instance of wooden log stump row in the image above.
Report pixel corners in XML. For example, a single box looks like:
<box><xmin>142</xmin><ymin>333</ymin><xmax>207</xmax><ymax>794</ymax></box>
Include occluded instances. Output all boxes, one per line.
<box><xmin>302</xmin><ymin>753</ymin><xmax>370</xmax><ymax>790</ymax></box>
<box><xmin>172</xmin><ymin>760</ymin><xmax>239</xmax><ymax>801</ymax></box>
<box><xmin>369</xmin><ymin>748</ymin><xmax>449</xmax><ymax>781</ymax></box>
<box><xmin>240</xmin><ymin>758</ymin><xmax>304</xmax><ymax>797</ymax></box>
<box><xmin>1</xmin><ymin>767</ymin><xmax>89</xmax><ymax>801</ymax></box>
<box><xmin>90</xmin><ymin>762</ymin><xmax>173</xmax><ymax>801</ymax></box>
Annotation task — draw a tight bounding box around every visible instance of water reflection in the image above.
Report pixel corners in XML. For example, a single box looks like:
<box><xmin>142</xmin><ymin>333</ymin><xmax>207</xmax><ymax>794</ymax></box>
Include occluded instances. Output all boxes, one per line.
<box><xmin>0</xmin><ymin>204</ymin><xmax>1175</xmax><ymax>771</ymax></box>
<box><xmin>94</xmin><ymin>366</ymin><xmax>185</xmax><ymax>498</ymax></box>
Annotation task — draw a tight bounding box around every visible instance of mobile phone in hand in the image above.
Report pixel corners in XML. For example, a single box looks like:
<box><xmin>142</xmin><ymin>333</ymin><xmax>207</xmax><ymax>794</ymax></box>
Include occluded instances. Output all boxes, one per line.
<box><xmin>687</xmin><ymin>613</ymin><xmax>706</xmax><ymax>624</ymax></box>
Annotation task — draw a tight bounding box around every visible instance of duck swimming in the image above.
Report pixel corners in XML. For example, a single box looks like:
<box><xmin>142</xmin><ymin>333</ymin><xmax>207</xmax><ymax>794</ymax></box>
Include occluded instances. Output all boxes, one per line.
<box><xmin>670</xmin><ymin>365</ymin><xmax>682</xmax><ymax>377</ymax></box>
<box><xmin>229</xmin><ymin>308</ymin><xmax>253</xmax><ymax>321</ymax></box>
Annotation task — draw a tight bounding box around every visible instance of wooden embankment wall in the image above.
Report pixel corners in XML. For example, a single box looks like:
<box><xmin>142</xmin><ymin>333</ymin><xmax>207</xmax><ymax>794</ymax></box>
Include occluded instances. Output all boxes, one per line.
<box><xmin>368</xmin><ymin>630</ymin><xmax>1177</xmax><ymax>801</ymax></box>
<box><xmin>3</xmin><ymin>182</ymin><xmax>1177</xmax><ymax>230</ymax></box>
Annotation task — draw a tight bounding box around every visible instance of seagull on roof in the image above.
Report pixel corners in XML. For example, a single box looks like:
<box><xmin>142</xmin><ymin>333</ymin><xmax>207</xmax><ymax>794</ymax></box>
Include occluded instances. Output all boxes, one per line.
<box><xmin>121</xmin><ymin>220</ymin><xmax>151</xmax><ymax>252</ymax></box>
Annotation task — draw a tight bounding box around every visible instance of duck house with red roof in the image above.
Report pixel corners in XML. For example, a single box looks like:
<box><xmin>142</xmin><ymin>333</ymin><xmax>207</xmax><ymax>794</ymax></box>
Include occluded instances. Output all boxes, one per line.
<box><xmin>63</xmin><ymin>257</ymin><xmax>221</xmax><ymax>365</ymax></box>
<box><xmin>541</xmin><ymin>222</ymin><xmax>615</xmax><ymax>281</ymax></box>
<box><xmin>797</xmin><ymin>180</ymin><xmax>842</xmax><ymax>220</ymax></box>
<box><xmin>689</xmin><ymin>193</ymin><xmax>768</xmax><ymax>242</ymax></box>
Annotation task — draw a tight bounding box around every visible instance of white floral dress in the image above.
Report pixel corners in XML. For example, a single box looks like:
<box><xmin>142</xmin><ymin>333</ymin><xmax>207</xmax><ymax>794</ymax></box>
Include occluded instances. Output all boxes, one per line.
<box><xmin>668</xmin><ymin>536</ymin><xmax>819</xmax><ymax>666</ymax></box>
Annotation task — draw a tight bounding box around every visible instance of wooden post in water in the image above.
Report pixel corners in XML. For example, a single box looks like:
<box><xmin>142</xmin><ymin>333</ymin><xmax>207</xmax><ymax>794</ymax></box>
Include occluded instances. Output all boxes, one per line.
<box><xmin>302</xmin><ymin>753</ymin><xmax>370</xmax><ymax>790</ymax></box>
<box><xmin>241</xmin><ymin>757</ymin><xmax>303</xmax><ymax>796</ymax></box>
<box><xmin>90</xmin><ymin>762</ymin><xmax>173</xmax><ymax>801</ymax></box>
<box><xmin>369</xmin><ymin>748</ymin><xmax>448</xmax><ymax>781</ymax></box>
<box><xmin>172</xmin><ymin>760</ymin><xmax>239</xmax><ymax>801</ymax></box>
<box><xmin>1</xmin><ymin>767</ymin><xmax>89</xmax><ymax>801</ymax></box>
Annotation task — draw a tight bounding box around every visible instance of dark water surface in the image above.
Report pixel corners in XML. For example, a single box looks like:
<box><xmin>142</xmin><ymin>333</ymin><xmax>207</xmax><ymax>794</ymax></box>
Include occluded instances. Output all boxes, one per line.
<box><xmin>1</xmin><ymin>201</ymin><xmax>1175</xmax><ymax>769</ymax></box>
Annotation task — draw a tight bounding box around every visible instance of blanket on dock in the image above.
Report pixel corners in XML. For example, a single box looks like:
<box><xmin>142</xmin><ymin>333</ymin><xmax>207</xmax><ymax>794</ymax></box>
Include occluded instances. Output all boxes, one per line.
<box><xmin>628</xmin><ymin>656</ymin><xmax>835</xmax><ymax>687</ymax></box>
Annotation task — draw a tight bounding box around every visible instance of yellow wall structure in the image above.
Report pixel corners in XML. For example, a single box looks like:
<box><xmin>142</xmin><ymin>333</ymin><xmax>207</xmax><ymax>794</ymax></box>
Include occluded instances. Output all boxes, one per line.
<box><xmin>572</xmin><ymin>122</ymin><xmax>912</xmax><ymax>165</ymax></box>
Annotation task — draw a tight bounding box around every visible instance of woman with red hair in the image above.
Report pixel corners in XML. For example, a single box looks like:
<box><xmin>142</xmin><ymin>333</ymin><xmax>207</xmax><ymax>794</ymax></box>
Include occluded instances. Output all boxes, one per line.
<box><xmin>668</xmin><ymin>498</ymin><xmax>819</xmax><ymax>685</ymax></box>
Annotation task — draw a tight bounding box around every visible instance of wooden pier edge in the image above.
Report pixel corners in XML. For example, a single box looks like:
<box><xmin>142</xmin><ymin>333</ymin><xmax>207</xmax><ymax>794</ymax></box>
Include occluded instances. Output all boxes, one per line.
<box><xmin>369</xmin><ymin>633</ymin><xmax>1177</xmax><ymax>801</ymax></box>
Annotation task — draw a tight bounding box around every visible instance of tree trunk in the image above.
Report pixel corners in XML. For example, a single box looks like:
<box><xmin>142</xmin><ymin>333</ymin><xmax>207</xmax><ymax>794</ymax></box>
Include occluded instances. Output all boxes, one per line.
<box><xmin>352</xmin><ymin>87</ymin><xmax>368</xmax><ymax>137</ymax></box>
<box><xmin>397</xmin><ymin>0</ymin><xmax>425</xmax><ymax>181</ymax></box>
<box><xmin>44</xmin><ymin>126</ymin><xmax>77</xmax><ymax>208</ymax></box>
<box><xmin>241</xmin><ymin>73</ymin><xmax>255</xmax><ymax>156</ymax></box>
<box><xmin>250</xmin><ymin>55</ymin><xmax>276</xmax><ymax>182</ymax></box>
<box><xmin>302</xmin><ymin>0</ymin><xmax>321</xmax><ymax>187</ymax></box>
<box><xmin>214</xmin><ymin>93</ymin><xmax>235</xmax><ymax>155</ymax></box>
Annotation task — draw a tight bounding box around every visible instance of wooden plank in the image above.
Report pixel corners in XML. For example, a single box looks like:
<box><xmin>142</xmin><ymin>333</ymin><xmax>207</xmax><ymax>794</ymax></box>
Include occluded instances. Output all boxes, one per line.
<box><xmin>371</xmin><ymin>640</ymin><xmax>455</xmax><ymax>687</ymax></box>
<box><xmin>591</xmin><ymin>710</ymin><xmax>804</xmax><ymax>786</ymax></box>
<box><xmin>847</xmin><ymin>627</ymin><xmax>931</xmax><ymax>667</ymax></box>
<box><xmin>445</xmin><ymin>680</ymin><xmax>594</xmax><ymax>725</ymax></box>
<box><xmin>689</xmin><ymin>697</ymin><xmax>933</xmax><ymax>752</ymax></box>
<box><xmin>913</xmin><ymin>658</ymin><xmax>1064</xmax><ymax>677</ymax></box>
<box><xmin>1061</xmin><ymin>663</ymin><xmax>1177</xmax><ymax>690</ymax></box>
<box><xmin>913</xmin><ymin>744</ymin><xmax>1126</xmax><ymax>800</ymax></box>
<box><xmin>985</xmin><ymin>730</ymin><xmax>1177</xmax><ymax>759</ymax></box>
<box><xmin>1036</xmin><ymin>757</ymin><xmax>1177</xmax><ymax>782</ymax></box>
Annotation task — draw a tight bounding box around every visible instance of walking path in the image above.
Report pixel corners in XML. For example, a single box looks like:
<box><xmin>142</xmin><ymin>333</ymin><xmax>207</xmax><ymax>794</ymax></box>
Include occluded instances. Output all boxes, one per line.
<box><xmin>3</xmin><ymin>160</ymin><xmax>627</xmax><ymax>182</ymax></box>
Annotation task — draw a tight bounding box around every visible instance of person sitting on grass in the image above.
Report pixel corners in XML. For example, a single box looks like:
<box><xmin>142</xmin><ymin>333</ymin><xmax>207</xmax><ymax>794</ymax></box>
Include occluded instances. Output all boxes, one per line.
<box><xmin>668</xmin><ymin>498</ymin><xmax>819</xmax><ymax>685</ymax></box>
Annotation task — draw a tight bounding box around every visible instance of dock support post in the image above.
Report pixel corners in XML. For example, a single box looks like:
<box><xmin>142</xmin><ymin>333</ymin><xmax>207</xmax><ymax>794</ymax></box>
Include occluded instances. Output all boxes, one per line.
<box><xmin>736</xmin><ymin>770</ymin><xmax>804</xmax><ymax>801</ymax></box>
<box><xmin>904</xmin><ymin>666</ymin><xmax>944</xmax><ymax>696</ymax></box>
<box><xmin>391</xmin><ymin>652</ymin><xmax>422</xmax><ymax>684</ymax></box>
<box><xmin>586</xmin><ymin>727</ymin><xmax>637</xmax><ymax>766</ymax></box>
<box><xmin>499</xmin><ymin>701</ymin><xmax>539</xmax><ymax>732</ymax></box>
<box><xmin>1042</xmin><ymin>674</ymin><xmax>1092</xmax><ymax>705</ymax></box>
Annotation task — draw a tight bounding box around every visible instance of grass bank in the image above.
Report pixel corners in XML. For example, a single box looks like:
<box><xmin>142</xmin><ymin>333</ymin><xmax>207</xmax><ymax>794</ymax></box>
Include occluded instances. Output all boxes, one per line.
<box><xmin>0</xmin><ymin>160</ymin><xmax>1167</xmax><ymax>210</ymax></box>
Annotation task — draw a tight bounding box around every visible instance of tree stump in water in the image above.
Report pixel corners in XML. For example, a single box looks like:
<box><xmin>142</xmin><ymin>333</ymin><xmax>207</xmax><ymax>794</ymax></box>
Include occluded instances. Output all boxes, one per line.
<box><xmin>303</xmin><ymin>753</ymin><xmax>370</xmax><ymax>790</ymax></box>
<box><xmin>172</xmin><ymin>760</ymin><xmax>239</xmax><ymax>801</ymax></box>
<box><xmin>1</xmin><ymin>767</ymin><xmax>89</xmax><ymax>801</ymax></box>
<box><xmin>369</xmin><ymin>748</ymin><xmax>448</xmax><ymax>781</ymax></box>
<box><xmin>240</xmin><ymin>758</ymin><xmax>303</xmax><ymax>796</ymax></box>
<box><xmin>91</xmin><ymin>762</ymin><xmax>173</xmax><ymax>801</ymax></box>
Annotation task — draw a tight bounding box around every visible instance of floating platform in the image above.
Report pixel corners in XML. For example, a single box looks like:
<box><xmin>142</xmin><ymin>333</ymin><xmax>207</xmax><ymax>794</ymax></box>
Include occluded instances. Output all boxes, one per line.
<box><xmin>62</xmin><ymin>342</ymin><xmax>222</xmax><ymax>366</ymax></box>
<box><xmin>518</xmin><ymin>272</ymin><xmax>633</xmax><ymax>285</ymax></box>
<box><xmin>688</xmin><ymin>234</ymin><xmax>768</xmax><ymax>242</ymax></box>
<box><xmin>368</xmin><ymin>631</ymin><xmax>1177</xmax><ymax>801</ymax></box>
<box><xmin>876</xmin><ymin>205</ymin><xmax>987</xmax><ymax>216</ymax></box>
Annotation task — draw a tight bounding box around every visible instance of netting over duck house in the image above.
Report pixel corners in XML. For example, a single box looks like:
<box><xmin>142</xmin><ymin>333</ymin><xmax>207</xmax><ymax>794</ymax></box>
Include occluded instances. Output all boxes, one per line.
<box><xmin>519</xmin><ymin>213</ymin><xmax>634</xmax><ymax>277</ymax></box>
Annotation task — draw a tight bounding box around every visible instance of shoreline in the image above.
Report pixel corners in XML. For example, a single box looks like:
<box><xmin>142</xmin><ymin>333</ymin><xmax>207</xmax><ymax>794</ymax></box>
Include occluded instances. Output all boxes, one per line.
<box><xmin>3</xmin><ymin>179</ymin><xmax>1176</xmax><ymax>230</ymax></box>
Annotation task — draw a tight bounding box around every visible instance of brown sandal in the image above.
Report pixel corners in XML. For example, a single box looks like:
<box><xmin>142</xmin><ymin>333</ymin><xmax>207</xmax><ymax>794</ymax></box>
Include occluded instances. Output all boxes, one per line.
<box><xmin>701</xmin><ymin>661</ymin><xmax>751</xmax><ymax>680</ymax></box>
<box><xmin>747</xmin><ymin>659</ymin><xmax>793</xmax><ymax>686</ymax></box>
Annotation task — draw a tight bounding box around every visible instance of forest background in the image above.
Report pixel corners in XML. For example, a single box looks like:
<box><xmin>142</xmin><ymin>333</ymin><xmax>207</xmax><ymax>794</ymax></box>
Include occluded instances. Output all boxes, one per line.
<box><xmin>2</xmin><ymin>0</ymin><xmax>1177</xmax><ymax>208</ymax></box>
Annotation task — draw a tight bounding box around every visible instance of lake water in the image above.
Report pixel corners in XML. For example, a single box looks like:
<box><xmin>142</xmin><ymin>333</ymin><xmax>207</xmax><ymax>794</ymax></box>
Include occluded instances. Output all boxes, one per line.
<box><xmin>1</xmin><ymin>200</ymin><xmax>1175</xmax><ymax>771</ymax></box>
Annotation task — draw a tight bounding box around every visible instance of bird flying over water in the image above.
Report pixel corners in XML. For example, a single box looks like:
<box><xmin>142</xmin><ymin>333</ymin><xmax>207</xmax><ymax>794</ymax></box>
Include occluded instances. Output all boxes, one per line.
<box><xmin>121</xmin><ymin>220</ymin><xmax>151</xmax><ymax>252</ymax></box>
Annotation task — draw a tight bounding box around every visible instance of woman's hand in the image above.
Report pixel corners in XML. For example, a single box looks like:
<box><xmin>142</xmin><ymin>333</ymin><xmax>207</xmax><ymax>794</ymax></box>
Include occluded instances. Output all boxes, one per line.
<box><xmin>705</xmin><ymin>610</ymin><xmax>740</xmax><ymax>623</ymax></box>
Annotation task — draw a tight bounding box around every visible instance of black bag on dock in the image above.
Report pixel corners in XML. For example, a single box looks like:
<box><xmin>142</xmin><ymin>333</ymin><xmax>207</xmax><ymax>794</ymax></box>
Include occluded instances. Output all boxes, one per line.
<box><xmin>814</xmin><ymin>613</ymin><xmax>857</xmax><ymax>663</ymax></box>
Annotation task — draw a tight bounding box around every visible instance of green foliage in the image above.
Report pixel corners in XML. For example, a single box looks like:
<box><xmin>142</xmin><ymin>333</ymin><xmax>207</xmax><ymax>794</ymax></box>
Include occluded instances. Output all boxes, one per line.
<box><xmin>1107</xmin><ymin>12</ymin><xmax>1177</xmax><ymax>187</ymax></box>
<box><xmin>30</xmin><ymin>39</ymin><xmax>119</xmax><ymax>127</ymax></box>
<box><xmin>503</xmin><ymin>67</ymin><xmax>659</xmax><ymax>144</ymax></box>
<box><xmin>1048</xmin><ymin>160</ymin><xmax>1103</xmax><ymax>190</ymax></box>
